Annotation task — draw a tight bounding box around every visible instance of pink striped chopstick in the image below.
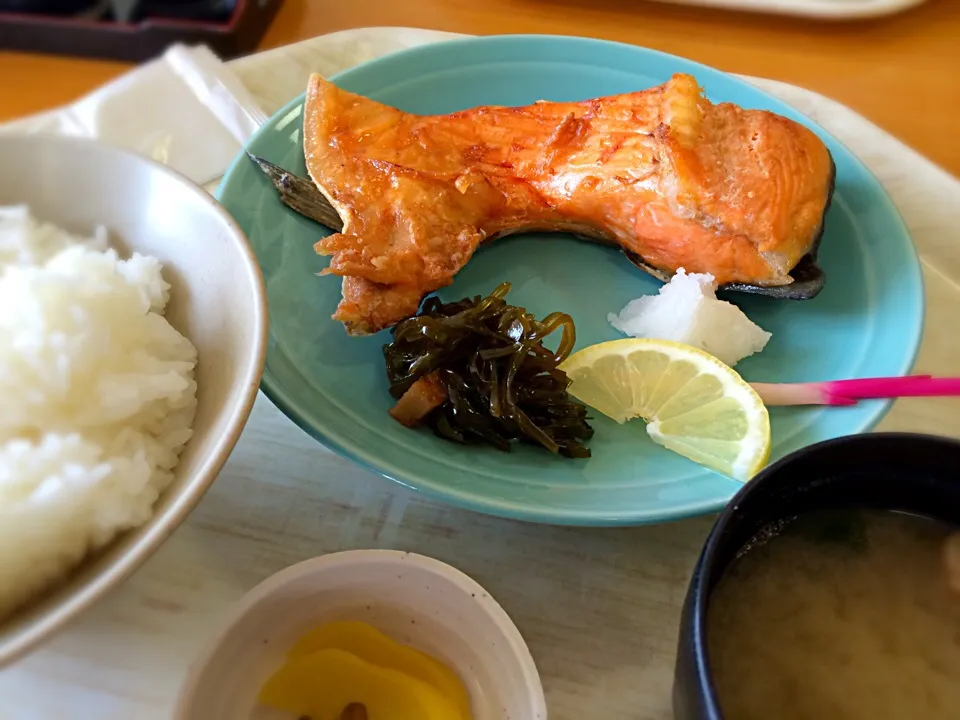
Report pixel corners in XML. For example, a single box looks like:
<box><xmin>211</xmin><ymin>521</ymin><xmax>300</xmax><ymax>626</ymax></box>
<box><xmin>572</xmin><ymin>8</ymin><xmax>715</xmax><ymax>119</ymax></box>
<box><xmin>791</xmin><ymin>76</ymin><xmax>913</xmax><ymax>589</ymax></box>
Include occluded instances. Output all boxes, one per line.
<box><xmin>751</xmin><ymin>376</ymin><xmax>960</xmax><ymax>407</ymax></box>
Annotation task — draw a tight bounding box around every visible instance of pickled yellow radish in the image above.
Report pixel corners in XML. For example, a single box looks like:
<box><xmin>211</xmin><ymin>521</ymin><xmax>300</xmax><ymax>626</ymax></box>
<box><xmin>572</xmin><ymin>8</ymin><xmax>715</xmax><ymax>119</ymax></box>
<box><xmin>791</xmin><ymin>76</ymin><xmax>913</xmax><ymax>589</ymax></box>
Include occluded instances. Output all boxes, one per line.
<box><xmin>258</xmin><ymin>621</ymin><xmax>471</xmax><ymax>720</ymax></box>
<box><xmin>259</xmin><ymin>647</ymin><xmax>464</xmax><ymax>720</ymax></box>
<box><xmin>289</xmin><ymin>621</ymin><xmax>470</xmax><ymax>718</ymax></box>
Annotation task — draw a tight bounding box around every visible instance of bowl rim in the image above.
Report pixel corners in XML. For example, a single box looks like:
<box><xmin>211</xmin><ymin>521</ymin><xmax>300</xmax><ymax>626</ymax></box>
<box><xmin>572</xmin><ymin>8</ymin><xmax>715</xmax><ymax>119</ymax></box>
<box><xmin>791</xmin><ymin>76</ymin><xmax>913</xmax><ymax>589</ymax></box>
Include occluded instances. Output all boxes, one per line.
<box><xmin>173</xmin><ymin>549</ymin><xmax>547</xmax><ymax>718</ymax></box>
<box><xmin>680</xmin><ymin>431</ymin><xmax>960</xmax><ymax>719</ymax></box>
<box><xmin>0</xmin><ymin>134</ymin><xmax>269</xmax><ymax>666</ymax></box>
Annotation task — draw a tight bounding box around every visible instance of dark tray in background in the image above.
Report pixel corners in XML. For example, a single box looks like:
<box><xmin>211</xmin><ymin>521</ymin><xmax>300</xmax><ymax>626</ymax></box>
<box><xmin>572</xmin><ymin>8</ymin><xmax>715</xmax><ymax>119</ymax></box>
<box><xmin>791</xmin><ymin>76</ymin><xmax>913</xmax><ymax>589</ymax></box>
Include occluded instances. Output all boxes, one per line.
<box><xmin>0</xmin><ymin>0</ymin><xmax>284</xmax><ymax>62</ymax></box>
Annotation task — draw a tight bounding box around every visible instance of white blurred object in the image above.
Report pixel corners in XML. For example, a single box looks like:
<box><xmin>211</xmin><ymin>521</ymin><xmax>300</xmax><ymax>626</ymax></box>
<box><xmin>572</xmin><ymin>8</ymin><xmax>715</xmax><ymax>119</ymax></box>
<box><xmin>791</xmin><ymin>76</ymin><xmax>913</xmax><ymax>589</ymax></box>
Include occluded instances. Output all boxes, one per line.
<box><xmin>644</xmin><ymin>0</ymin><xmax>928</xmax><ymax>19</ymax></box>
<box><xmin>0</xmin><ymin>45</ymin><xmax>268</xmax><ymax>187</ymax></box>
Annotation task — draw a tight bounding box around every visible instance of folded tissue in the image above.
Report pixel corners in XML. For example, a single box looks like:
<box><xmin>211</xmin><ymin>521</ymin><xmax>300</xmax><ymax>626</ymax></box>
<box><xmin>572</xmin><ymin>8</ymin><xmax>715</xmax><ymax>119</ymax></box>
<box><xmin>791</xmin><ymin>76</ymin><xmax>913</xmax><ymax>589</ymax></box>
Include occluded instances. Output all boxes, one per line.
<box><xmin>0</xmin><ymin>44</ymin><xmax>267</xmax><ymax>187</ymax></box>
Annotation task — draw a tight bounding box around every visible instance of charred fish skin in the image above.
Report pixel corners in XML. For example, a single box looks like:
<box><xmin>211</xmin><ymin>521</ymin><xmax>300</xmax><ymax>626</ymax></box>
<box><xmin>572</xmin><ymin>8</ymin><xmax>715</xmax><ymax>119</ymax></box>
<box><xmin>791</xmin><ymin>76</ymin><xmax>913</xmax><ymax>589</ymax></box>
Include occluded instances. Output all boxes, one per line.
<box><xmin>722</xmin><ymin>255</ymin><xmax>825</xmax><ymax>300</ymax></box>
<box><xmin>247</xmin><ymin>153</ymin><xmax>345</xmax><ymax>230</ymax></box>
<box><xmin>621</xmin><ymin>248</ymin><xmax>821</xmax><ymax>300</ymax></box>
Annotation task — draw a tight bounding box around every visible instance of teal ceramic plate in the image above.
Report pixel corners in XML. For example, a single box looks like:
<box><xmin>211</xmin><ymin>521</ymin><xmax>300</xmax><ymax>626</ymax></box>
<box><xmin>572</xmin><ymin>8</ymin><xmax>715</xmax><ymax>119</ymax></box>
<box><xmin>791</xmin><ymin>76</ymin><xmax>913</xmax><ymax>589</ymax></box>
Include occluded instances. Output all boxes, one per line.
<box><xmin>218</xmin><ymin>35</ymin><xmax>923</xmax><ymax>526</ymax></box>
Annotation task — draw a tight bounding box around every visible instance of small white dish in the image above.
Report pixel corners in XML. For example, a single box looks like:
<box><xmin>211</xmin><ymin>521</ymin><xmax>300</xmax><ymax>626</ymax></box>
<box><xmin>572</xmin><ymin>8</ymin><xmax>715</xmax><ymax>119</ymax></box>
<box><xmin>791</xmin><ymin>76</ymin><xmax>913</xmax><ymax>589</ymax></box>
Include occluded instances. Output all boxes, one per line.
<box><xmin>175</xmin><ymin>550</ymin><xmax>547</xmax><ymax>720</ymax></box>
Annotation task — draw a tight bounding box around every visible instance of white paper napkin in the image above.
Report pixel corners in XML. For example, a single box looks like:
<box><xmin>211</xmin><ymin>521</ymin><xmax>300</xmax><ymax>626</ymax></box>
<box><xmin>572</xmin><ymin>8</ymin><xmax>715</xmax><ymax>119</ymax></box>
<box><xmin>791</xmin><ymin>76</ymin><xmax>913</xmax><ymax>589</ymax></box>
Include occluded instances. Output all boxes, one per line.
<box><xmin>0</xmin><ymin>44</ymin><xmax>268</xmax><ymax>186</ymax></box>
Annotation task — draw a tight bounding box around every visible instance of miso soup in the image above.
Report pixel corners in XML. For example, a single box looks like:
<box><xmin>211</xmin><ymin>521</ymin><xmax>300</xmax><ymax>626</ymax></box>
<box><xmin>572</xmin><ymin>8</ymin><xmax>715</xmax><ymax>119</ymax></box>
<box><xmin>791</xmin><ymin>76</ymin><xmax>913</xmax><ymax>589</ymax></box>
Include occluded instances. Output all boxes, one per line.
<box><xmin>708</xmin><ymin>508</ymin><xmax>960</xmax><ymax>719</ymax></box>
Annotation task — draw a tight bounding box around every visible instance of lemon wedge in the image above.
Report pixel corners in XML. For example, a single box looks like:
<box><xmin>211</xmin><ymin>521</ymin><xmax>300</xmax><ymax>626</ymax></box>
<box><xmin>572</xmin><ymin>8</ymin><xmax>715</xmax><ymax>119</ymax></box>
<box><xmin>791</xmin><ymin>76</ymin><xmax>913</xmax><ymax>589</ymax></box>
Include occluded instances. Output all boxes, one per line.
<box><xmin>559</xmin><ymin>338</ymin><xmax>770</xmax><ymax>482</ymax></box>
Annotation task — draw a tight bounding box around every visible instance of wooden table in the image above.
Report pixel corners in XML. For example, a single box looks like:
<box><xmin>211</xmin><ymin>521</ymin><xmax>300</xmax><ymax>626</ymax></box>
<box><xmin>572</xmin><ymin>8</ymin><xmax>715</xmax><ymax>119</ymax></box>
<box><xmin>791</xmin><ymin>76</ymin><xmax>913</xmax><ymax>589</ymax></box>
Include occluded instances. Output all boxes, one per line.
<box><xmin>1</xmin><ymin>0</ymin><xmax>959</xmax><ymax>176</ymax></box>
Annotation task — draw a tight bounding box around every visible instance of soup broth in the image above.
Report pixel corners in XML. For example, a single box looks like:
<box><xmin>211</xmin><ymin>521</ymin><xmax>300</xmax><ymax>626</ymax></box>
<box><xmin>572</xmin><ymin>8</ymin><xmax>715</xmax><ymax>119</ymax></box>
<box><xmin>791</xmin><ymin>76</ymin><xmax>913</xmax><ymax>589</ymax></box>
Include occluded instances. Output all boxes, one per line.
<box><xmin>708</xmin><ymin>508</ymin><xmax>960</xmax><ymax>720</ymax></box>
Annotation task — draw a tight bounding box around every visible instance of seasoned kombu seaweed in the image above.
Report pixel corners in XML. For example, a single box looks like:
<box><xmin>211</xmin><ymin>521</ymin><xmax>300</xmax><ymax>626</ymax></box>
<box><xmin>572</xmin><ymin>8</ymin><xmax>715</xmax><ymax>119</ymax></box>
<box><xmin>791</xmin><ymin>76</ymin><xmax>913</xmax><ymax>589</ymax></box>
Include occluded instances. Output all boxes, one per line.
<box><xmin>383</xmin><ymin>283</ymin><xmax>594</xmax><ymax>458</ymax></box>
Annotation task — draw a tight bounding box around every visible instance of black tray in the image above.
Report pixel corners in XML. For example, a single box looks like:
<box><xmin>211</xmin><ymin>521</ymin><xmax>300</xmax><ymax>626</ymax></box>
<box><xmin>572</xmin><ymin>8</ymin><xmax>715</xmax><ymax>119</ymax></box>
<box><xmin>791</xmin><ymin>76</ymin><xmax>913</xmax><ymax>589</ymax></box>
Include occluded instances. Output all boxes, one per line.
<box><xmin>0</xmin><ymin>0</ymin><xmax>284</xmax><ymax>62</ymax></box>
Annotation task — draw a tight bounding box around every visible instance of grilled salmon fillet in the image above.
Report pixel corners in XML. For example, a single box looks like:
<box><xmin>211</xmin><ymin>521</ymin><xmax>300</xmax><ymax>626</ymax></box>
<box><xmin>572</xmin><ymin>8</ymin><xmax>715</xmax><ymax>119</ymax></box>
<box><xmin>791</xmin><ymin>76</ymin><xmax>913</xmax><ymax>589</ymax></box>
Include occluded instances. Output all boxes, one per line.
<box><xmin>302</xmin><ymin>72</ymin><xmax>835</xmax><ymax>336</ymax></box>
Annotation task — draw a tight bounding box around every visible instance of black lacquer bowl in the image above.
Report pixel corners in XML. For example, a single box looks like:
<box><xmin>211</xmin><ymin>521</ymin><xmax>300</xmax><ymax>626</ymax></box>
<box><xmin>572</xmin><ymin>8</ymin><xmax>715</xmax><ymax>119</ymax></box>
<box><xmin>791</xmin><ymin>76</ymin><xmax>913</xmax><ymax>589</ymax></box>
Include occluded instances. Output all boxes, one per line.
<box><xmin>672</xmin><ymin>432</ymin><xmax>960</xmax><ymax>720</ymax></box>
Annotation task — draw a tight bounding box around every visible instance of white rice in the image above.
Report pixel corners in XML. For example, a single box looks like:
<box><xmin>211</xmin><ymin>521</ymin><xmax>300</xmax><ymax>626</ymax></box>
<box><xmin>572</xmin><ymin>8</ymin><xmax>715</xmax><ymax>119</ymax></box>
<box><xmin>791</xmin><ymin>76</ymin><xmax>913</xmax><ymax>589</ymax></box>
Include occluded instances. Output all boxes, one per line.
<box><xmin>0</xmin><ymin>206</ymin><xmax>198</xmax><ymax>621</ymax></box>
<box><xmin>608</xmin><ymin>268</ymin><xmax>772</xmax><ymax>366</ymax></box>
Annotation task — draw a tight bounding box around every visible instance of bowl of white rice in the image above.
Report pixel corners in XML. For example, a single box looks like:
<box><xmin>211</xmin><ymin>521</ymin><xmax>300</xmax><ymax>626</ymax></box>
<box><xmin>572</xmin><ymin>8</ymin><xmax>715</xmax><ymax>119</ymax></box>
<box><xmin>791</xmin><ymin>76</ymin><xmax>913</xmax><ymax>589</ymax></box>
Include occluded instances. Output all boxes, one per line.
<box><xmin>0</xmin><ymin>135</ymin><xmax>267</xmax><ymax>664</ymax></box>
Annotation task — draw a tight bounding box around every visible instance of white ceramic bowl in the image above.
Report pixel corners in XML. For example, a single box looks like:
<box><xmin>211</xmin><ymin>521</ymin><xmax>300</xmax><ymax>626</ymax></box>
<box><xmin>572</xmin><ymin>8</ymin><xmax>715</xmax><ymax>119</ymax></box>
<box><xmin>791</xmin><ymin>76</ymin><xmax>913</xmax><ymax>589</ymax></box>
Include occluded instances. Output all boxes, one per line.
<box><xmin>0</xmin><ymin>135</ymin><xmax>267</xmax><ymax>664</ymax></box>
<box><xmin>176</xmin><ymin>550</ymin><xmax>547</xmax><ymax>720</ymax></box>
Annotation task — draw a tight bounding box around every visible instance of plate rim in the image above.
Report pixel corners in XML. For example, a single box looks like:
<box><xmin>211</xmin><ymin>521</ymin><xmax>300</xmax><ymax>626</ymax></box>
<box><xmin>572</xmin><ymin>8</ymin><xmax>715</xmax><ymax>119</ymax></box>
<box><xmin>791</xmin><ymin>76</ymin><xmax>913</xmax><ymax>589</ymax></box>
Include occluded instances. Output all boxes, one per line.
<box><xmin>219</xmin><ymin>34</ymin><xmax>925</xmax><ymax>526</ymax></box>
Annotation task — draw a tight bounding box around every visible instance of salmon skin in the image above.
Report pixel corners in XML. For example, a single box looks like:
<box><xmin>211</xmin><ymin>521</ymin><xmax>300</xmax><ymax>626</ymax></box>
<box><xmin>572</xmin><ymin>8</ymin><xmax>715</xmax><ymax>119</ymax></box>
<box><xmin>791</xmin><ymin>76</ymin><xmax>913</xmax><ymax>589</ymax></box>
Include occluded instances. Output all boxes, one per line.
<box><xmin>298</xmin><ymin>72</ymin><xmax>835</xmax><ymax>336</ymax></box>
